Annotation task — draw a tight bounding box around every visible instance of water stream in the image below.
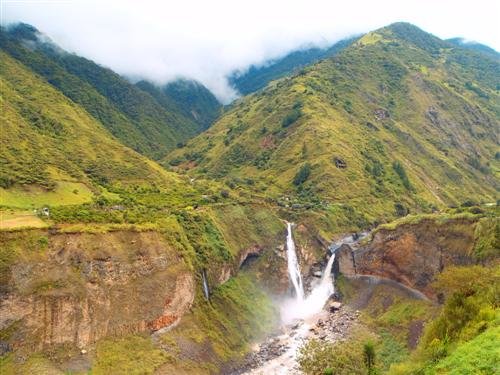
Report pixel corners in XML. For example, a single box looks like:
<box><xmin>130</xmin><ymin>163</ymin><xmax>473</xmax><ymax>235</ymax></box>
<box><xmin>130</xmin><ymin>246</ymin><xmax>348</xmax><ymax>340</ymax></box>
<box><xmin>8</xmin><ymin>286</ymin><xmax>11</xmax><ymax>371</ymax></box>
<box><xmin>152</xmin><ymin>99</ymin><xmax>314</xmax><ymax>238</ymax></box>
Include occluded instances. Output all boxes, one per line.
<box><xmin>281</xmin><ymin>223</ymin><xmax>336</xmax><ymax>324</ymax></box>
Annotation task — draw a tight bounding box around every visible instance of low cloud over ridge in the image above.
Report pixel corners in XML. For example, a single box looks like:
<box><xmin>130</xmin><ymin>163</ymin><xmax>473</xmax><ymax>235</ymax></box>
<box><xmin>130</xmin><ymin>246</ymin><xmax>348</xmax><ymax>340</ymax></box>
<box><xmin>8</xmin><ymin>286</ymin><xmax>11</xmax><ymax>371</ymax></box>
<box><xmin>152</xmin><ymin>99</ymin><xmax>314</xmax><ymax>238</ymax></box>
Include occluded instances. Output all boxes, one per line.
<box><xmin>2</xmin><ymin>0</ymin><xmax>499</xmax><ymax>103</ymax></box>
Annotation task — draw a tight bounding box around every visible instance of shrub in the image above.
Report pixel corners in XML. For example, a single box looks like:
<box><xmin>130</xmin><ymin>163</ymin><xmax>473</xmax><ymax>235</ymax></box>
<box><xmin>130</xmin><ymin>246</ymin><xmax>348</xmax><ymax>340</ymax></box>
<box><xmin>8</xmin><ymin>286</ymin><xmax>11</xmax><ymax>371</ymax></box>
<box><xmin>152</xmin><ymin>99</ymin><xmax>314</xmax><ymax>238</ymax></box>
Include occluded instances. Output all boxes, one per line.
<box><xmin>282</xmin><ymin>108</ymin><xmax>302</xmax><ymax>127</ymax></box>
<box><xmin>298</xmin><ymin>338</ymin><xmax>367</xmax><ymax>375</ymax></box>
<box><xmin>461</xmin><ymin>199</ymin><xmax>477</xmax><ymax>207</ymax></box>
<box><xmin>394</xmin><ymin>202</ymin><xmax>409</xmax><ymax>217</ymax></box>
<box><xmin>364</xmin><ymin>341</ymin><xmax>376</xmax><ymax>374</ymax></box>
<box><xmin>293</xmin><ymin>163</ymin><xmax>311</xmax><ymax>186</ymax></box>
<box><xmin>392</xmin><ymin>161</ymin><xmax>412</xmax><ymax>190</ymax></box>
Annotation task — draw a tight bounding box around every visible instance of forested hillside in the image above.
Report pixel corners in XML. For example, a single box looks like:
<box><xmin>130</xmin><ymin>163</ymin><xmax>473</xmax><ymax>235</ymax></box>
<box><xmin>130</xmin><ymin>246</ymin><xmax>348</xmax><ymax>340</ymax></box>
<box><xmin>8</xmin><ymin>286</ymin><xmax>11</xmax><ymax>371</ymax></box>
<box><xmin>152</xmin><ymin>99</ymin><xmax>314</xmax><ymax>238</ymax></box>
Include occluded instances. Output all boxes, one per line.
<box><xmin>1</xmin><ymin>23</ymin><xmax>218</xmax><ymax>159</ymax></box>
<box><xmin>136</xmin><ymin>78</ymin><xmax>221</xmax><ymax>132</ymax></box>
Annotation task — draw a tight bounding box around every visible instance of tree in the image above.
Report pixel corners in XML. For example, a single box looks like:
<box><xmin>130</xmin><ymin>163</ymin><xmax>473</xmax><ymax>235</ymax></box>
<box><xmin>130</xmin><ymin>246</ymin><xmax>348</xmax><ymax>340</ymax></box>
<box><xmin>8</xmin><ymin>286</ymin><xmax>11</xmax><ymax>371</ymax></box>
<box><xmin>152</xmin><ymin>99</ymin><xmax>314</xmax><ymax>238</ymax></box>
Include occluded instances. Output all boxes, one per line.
<box><xmin>282</xmin><ymin>108</ymin><xmax>302</xmax><ymax>127</ymax></box>
<box><xmin>363</xmin><ymin>341</ymin><xmax>376</xmax><ymax>374</ymax></box>
<box><xmin>392</xmin><ymin>161</ymin><xmax>412</xmax><ymax>190</ymax></box>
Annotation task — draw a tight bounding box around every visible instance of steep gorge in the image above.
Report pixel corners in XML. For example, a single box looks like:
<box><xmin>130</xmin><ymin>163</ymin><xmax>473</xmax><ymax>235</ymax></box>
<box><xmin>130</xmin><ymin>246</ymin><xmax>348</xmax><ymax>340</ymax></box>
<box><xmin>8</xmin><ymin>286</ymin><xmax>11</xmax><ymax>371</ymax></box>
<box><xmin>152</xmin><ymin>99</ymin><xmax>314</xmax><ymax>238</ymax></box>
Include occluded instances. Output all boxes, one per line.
<box><xmin>0</xmin><ymin>20</ymin><xmax>498</xmax><ymax>375</ymax></box>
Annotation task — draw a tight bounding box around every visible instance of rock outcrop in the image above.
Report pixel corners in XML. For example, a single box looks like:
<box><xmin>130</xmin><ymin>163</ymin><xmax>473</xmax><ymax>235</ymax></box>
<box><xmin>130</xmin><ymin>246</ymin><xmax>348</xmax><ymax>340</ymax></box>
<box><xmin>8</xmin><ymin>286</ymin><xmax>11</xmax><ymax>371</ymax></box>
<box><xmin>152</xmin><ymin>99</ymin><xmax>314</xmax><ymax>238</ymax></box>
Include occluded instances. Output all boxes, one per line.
<box><xmin>336</xmin><ymin>217</ymin><xmax>480</xmax><ymax>298</ymax></box>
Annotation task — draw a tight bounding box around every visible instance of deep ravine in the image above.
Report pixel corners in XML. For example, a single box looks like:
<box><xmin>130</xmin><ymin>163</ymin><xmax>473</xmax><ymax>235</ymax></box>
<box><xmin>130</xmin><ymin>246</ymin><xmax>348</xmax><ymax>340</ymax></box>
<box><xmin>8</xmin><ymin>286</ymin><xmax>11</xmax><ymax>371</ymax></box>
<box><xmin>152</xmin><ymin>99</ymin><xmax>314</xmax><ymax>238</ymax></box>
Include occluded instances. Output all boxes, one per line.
<box><xmin>237</xmin><ymin>224</ymin><xmax>366</xmax><ymax>375</ymax></box>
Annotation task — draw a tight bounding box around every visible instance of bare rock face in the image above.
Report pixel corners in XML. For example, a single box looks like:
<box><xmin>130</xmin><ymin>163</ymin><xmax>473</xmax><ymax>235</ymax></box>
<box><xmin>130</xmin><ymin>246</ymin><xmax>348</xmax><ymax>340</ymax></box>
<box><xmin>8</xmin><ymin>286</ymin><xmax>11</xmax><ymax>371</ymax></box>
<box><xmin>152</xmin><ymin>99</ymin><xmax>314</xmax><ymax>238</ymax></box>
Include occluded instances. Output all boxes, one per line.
<box><xmin>335</xmin><ymin>244</ymin><xmax>356</xmax><ymax>277</ymax></box>
<box><xmin>374</xmin><ymin>108</ymin><xmax>390</xmax><ymax>120</ymax></box>
<box><xmin>337</xmin><ymin>218</ymin><xmax>479</xmax><ymax>298</ymax></box>
<box><xmin>0</xmin><ymin>230</ymin><xmax>195</xmax><ymax>351</ymax></box>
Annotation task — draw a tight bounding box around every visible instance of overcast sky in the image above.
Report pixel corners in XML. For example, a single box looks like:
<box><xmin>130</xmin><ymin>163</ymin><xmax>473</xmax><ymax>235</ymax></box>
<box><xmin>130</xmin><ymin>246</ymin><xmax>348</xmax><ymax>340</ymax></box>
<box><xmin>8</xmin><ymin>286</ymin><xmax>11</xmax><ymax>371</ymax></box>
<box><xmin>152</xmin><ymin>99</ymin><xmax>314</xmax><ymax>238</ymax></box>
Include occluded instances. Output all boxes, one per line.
<box><xmin>2</xmin><ymin>0</ymin><xmax>499</xmax><ymax>102</ymax></box>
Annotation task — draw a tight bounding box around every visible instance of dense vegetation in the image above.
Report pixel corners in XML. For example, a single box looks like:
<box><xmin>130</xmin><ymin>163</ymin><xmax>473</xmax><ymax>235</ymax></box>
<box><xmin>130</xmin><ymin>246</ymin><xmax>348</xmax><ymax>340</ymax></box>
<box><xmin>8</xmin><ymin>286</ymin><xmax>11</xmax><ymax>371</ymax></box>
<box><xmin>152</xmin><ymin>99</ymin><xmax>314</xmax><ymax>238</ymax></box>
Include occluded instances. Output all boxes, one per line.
<box><xmin>136</xmin><ymin>78</ymin><xmax>221</xmax><ymax>132</ymax></box>
<box><xmin>389</xmin><ymin>264</ymin><xmax>499</xmax><ymax>374</ymax></box>
<box><xmin>0</xmin><ymin>49</ymin><xmax>204</xmax><ymax>215</ymax></box>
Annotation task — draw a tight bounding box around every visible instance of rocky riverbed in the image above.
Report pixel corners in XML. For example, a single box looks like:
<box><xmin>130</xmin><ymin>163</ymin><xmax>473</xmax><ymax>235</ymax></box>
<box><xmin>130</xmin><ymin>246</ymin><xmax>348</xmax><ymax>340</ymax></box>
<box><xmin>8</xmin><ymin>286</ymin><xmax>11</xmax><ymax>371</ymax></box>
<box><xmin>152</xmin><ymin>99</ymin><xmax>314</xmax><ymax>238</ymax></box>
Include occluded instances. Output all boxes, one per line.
<box><xmin>235</xmin><ymin>301</ymin><xmax>360</xmax><ymax>374</ymax></box>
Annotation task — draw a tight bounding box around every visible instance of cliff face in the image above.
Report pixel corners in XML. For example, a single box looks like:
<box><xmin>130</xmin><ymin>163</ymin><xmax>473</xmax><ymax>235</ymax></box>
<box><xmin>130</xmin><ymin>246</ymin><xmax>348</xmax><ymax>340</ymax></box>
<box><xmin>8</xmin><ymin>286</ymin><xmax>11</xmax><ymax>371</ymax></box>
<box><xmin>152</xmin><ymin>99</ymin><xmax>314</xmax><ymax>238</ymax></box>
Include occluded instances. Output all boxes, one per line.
<box><xmin>337</xmin><ymin>217</ymin><xmax>481</xmax><ymax>298</ymax></box>
<box><xmin>0</xmin><ymin>230</ymin><xmax>195</xmax><ymax>352</ymax></box>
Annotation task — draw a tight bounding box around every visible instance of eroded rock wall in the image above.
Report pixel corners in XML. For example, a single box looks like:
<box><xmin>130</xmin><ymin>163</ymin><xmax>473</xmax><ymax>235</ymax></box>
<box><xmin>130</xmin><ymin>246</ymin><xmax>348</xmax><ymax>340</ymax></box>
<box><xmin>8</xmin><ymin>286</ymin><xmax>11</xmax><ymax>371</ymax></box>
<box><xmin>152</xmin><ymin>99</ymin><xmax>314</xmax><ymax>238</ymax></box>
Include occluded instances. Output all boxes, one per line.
<box><xmin>0</xmin><ymin>230</ymin><xmax>195</xmax><ymax>351</ymax></box>
<box><xmin>336</xmin><ymin>218</ymin><xmax>479</xmax><ymax>298</ymax></box>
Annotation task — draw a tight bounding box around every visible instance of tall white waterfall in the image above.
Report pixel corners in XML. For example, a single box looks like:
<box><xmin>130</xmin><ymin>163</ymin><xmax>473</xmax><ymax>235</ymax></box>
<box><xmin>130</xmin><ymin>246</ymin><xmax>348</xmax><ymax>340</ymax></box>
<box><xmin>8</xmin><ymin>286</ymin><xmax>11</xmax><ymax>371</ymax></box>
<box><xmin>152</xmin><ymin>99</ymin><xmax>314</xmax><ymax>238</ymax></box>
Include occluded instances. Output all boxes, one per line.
<box><xmin>281</xmin><ymin>223</ymin><xmax>337</xmax><ymax>324</ymax></box>
<box><xmin>286</xmin><ymin>222</ymin><xmax>305</xmax><ymax>301</ymax></box>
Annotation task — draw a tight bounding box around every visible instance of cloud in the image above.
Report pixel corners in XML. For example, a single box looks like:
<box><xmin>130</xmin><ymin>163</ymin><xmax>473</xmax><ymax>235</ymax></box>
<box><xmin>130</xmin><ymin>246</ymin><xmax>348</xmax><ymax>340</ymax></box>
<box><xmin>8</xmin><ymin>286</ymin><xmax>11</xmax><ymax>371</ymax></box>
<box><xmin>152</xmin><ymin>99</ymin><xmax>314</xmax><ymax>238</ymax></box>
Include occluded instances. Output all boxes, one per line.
<box><xmin>2</xmin><ymin>0</ymin><xmax>499</xmax><ymax>103</ymax></box>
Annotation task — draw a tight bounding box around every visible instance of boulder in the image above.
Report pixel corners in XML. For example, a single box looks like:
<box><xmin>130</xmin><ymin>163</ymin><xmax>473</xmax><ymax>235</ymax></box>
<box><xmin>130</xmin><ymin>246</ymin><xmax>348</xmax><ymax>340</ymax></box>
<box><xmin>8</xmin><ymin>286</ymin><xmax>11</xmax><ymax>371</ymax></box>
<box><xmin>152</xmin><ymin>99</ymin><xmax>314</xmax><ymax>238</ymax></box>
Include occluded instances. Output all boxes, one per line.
<box><xmin>329</xmin><ymin>301</ymin><xmax>342</xmax><ymax>312</ymax></box>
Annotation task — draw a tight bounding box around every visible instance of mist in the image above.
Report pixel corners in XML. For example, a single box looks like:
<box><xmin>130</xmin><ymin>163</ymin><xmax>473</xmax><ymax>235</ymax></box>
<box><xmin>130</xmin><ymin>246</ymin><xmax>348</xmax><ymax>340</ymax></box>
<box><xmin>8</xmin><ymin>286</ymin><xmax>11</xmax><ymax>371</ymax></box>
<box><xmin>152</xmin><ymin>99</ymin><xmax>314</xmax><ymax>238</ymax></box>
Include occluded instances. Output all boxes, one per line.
<box><xmin>2</xmin><ymin>0</ymin><xmax>499</xmax><ymax>103</ymax></box>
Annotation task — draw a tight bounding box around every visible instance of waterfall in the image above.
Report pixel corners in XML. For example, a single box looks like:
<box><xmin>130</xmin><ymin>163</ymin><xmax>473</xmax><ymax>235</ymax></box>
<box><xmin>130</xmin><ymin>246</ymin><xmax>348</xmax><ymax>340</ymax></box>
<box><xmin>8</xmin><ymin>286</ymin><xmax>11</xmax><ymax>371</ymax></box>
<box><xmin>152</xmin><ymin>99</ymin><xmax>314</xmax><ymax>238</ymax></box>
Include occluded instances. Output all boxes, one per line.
<box><xmin>280</xmin><ymin>224</ymin><xmax>368</xmax><ymax>324</ymax></box>
<box><xmin>202</xmin><ymin>269</ymin><xmax>210</xmax><ymax>300</ymax></box>
<box><xmin>281</xmin><ymin>224</ymin><xmax>338</xmax><ymax>323</ymax></box>
<box><xmin>321</xmin><ymin>252</ymin><xmax>336</xmax><ymax>286</ymax></box>
<box><xmin>285</xmin><ymin>222</ymin><xmax>304</xmax><ymax>301</ymax></box>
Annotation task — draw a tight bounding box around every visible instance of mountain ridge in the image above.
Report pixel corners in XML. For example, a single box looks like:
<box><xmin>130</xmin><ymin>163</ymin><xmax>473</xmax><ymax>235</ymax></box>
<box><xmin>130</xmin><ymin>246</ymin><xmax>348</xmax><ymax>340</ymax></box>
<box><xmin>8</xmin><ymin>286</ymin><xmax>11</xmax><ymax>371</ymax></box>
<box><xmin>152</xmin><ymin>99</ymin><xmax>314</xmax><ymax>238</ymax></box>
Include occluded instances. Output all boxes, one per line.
<box><xmin>166</xmin><ymin>22</ymin><xmax>499</xmax><ymax>223</ymax></box>
<box><xmin>229</xmin><ymin>36</ymin><xmax>358</xmax><ymax>95</ymax></box>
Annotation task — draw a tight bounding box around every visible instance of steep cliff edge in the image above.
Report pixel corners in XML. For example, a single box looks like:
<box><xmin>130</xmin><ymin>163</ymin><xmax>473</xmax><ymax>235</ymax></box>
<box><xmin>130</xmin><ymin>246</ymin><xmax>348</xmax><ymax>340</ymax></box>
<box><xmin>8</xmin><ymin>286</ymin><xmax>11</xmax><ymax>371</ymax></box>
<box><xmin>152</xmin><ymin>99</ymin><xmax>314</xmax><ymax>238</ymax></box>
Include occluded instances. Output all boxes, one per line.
<box><xmin>1</xmin><ymin>204</ymin><xmax>324</xmax><ymax>373</ymax></box>
<box><xmin>336</xmin><ymin>213</ymin><xmax>498</xmax><ymax>298</ymax></box>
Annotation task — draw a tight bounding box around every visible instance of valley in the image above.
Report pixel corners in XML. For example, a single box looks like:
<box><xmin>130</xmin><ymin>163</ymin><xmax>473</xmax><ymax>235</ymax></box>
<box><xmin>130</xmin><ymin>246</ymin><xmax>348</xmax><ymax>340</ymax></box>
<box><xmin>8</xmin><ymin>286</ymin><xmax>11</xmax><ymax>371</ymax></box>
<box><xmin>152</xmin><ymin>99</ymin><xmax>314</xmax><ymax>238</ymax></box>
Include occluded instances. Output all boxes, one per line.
<box><xmin>0</xmin><ymin>18</ymin><xmax>498</xmax><ymax>375</ymax></box>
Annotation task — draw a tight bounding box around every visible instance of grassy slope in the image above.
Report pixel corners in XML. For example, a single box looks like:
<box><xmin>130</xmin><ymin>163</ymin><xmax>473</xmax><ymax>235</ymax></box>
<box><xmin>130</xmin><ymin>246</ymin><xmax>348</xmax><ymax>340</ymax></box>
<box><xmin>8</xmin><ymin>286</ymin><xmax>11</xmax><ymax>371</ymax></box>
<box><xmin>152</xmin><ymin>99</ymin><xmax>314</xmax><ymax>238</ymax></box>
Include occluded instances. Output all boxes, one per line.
<box><xmin>1</xmin><ymin>24</ymin><xmax>204</xmax><ymax>159</ymax></box>
<box><xmin>428</xmin><ymin>325</ymin><xmax>499</xmax><ymax>374</ymax></box>
<box><xmin>167</xmin><ymin>23</ymin><xmax>499</xmax><ymax>226</ymax></box>
<box><xmin>0</xmin><ymin>51</ymin><xmax>189</xmax><ymax>209</ymax></box>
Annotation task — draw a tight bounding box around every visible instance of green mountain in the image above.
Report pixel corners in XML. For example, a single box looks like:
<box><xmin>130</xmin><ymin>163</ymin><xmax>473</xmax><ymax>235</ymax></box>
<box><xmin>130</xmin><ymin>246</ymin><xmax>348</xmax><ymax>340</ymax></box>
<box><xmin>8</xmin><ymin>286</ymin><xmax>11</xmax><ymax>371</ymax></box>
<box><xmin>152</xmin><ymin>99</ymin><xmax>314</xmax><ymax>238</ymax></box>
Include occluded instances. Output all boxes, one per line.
<box><xmin>136</xmin><ymin>78</ymin><xmax>221</xmax><ymax>132</ymax></box>
<box><xmin>167</xmin><ymin>23</ymin><xmax>499</xmax><ymax>223</ymax></box>
<box><xmin>0</xmin><ymin>20</ymin><xmax>499</xmax><ymax>375</ymax></box>
<box><xmin>229</xmin><ymin>37</ymin><xmax>357</xmax><ymax>95</ymax></box>
<box><xmin>0</xmin><ymin>49</ymin><xmax>194</xmax><ymax>210</ymax></box>
<box><xmin>1</xmin><ymin>24</ymin><xmax>215</xmax><ymax>159</ymax></box>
